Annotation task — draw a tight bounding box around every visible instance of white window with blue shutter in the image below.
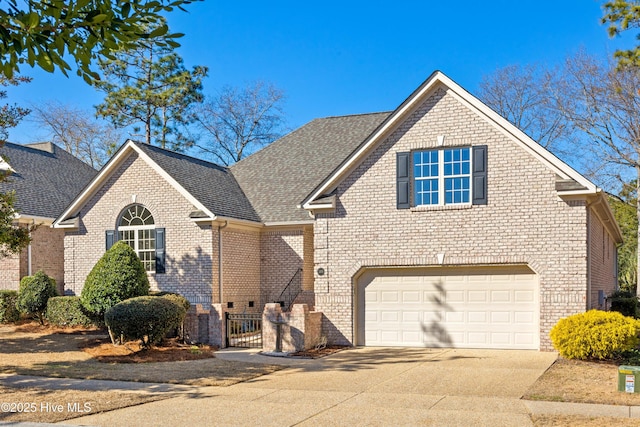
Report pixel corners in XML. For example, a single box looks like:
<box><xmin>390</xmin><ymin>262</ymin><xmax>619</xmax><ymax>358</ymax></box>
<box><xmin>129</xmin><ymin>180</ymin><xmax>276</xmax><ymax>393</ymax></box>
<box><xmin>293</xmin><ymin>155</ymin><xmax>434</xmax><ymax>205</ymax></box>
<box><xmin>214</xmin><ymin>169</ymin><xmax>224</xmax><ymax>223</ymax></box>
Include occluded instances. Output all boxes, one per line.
<box><xmin>397</xmin><ymin>145</ymin><xmax>487</xmax><ymax>208</ymax></box>
<box><xmin>105</xmin><ymin>204</ymin><xmax>166</xmax><ymax>273</ymax></box>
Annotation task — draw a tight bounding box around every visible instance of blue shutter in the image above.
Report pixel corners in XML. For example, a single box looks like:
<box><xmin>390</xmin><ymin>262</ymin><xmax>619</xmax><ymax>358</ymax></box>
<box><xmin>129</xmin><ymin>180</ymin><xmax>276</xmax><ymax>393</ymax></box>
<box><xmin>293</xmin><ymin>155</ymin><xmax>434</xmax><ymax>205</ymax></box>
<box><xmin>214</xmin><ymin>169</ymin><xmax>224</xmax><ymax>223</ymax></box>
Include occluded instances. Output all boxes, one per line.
<box><xmin>472</xmin><ymin>145</ymin><xmax>488</xmax><ymax>205</ymax></box>
<box><xmin>397</xmin><ymin>152</ymin><xmax>411</xmax><ymax>209</ymax></box>
<box><xmin>155</xmin><ymin>228</ymin><xmax>166</xmax><ymax>274</ymax></box>
<box><xmin>105</xmin><ymin>230</ymin><xmax>116</xmax><ymax>251</ymax></box>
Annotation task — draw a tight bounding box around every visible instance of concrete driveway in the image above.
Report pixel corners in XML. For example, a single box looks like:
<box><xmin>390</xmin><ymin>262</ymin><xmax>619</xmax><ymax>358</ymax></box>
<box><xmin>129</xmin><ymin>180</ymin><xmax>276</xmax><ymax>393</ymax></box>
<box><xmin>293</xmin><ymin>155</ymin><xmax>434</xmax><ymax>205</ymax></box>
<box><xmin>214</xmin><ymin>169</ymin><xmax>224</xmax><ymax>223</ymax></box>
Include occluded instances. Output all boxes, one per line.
<box><xmin>67</xmin><ymin>347</ymin><xmax>557</xmax><ymax>427</ymax></box>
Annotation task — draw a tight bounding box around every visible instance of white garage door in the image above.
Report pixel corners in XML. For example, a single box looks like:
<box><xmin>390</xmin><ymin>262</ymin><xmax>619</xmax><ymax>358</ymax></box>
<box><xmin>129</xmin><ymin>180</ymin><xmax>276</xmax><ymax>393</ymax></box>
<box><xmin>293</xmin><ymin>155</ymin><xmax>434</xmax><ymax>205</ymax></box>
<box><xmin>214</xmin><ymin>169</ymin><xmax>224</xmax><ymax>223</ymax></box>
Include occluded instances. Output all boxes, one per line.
<box><xmin>359</xmin><ymin>267</ymin><xmax>539</xmax><ymax>349</ymax></box>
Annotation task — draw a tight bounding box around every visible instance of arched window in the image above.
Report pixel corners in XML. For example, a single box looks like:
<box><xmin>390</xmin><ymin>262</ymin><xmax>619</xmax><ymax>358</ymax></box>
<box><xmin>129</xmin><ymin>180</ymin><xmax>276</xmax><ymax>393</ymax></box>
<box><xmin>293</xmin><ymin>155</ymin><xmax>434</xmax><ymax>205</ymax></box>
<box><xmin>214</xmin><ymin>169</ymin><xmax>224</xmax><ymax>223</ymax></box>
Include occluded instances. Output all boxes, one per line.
<box><xmin>118</xmin><ymin>205</ymin><xmax>156</xmax><ymax>272</ymax></box>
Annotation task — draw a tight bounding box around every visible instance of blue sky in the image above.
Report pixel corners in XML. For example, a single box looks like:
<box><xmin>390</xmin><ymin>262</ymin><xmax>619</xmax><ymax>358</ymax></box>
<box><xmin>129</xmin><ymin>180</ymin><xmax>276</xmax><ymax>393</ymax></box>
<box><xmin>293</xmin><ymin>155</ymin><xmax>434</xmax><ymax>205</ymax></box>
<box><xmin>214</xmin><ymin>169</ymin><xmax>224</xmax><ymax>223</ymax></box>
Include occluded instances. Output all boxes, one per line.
<box><xmin>4</xmin><ymin>0</ymin><xmax>633</xmax><ymax>145</ymax></box>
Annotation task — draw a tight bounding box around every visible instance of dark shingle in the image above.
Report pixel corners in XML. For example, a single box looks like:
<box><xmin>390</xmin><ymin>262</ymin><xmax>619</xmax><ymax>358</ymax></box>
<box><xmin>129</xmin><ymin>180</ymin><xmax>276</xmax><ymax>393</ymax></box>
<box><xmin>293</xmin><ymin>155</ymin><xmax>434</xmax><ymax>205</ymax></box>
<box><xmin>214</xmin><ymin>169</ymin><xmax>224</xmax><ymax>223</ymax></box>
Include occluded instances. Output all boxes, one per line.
<box><xmin>133</xmin><ymin>142</ymin><xmax>261</xmax><ymax>223</ymax></box>
<box><xmin>231</xmin><ymin>112</ymin><xmax>391</xmax><ymax>222</ymax></box>
<box><xmin>0</xmin><ymin>142</ymin><xmax>97</xmax><ymax>219</ymax></box>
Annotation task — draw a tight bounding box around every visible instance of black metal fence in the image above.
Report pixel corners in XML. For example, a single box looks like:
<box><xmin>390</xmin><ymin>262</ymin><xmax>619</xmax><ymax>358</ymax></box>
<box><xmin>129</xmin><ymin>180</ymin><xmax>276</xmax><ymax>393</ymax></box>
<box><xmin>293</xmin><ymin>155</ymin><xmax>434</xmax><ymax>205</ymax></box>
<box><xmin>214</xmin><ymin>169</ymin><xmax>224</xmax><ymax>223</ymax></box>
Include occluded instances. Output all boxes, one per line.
<box><xmin>225</xmin><ymin>313</ymin><xmax>262</xmax><ymax>348</ymax></box>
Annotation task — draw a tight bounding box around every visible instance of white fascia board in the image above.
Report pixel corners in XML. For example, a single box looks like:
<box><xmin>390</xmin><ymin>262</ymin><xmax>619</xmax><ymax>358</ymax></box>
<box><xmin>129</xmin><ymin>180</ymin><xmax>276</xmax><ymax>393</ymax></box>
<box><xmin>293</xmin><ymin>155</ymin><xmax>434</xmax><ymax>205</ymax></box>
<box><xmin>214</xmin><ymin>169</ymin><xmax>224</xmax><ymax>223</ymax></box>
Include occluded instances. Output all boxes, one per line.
<box><xmin>302</xmin><ymin>202</ymin><xmax>335</xmax><ymax>211</ymax></box>
<box><xmin>212</xmin><ymin>215</ymin><xmax>263</xmax><ymax>230</ymax></box>
<box><xmin>557</xmin><ymin>189</ymin><xmax>598</xmax><ymax>197</ymax></box>
<box><xmin>53</xmin><ymin>140</ymin><xmax>216</xmax><ymax>227</ymax></box>
<box><xmin>263</xmin><ymin>220</ymin><xmax>315</xmax><ymax>227</ymax></box>
<box><xmin>303</xmin><ymin>71</ymin><xmax>597</xmax><ymax>206</ymax></box>
<box><xmin>54</xmin><ymin>140</ymin><xmax>136</xmax><ymax>227</ymax></box>
<box><xmin>14</xmin><ymin>214</ymin><xmax>54</xmax><ymax>226</ymax></box>
<box><xmin>440</xmin><ymin>75</ymin><xmax>597</xmax><ymax>191</ymax></box>
<box><xmin>130</xmin><ymin>143</ymin><xmax>216</xmax><ymax>219</ymax></box>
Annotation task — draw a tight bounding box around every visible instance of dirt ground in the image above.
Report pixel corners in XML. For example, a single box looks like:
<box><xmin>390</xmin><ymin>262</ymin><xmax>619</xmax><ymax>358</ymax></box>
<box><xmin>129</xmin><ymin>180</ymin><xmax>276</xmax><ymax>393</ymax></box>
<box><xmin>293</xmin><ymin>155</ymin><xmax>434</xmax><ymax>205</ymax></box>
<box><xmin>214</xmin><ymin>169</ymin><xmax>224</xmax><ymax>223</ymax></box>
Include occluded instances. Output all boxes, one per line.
<box><xmin>0</xmin><ymin>384</ymin><xmax>170</xmax><ymax>424</ymax></box>
<box><xmin>524</xmin><ymin>357</ymin><xmax>640</xmax><ymax>406</ymax></box>
<box><xmin>0</xmin><ymin>323</ymin><xmax>281</xmax><ymax>386</ymax></box>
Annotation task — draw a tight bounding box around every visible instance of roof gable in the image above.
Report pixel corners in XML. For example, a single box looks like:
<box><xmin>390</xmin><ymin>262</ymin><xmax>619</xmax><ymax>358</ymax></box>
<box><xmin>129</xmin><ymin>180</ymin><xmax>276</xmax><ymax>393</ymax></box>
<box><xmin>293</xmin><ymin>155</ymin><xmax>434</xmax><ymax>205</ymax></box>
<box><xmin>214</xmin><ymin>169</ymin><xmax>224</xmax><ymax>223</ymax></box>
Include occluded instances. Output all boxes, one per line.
<box><xmin>54</xmin><ymin>140</ymin><xmax>260</xmax><ymax>227</ymax></box>
<box><xmin>0</xmin><ymin>142</ymin><xmax>97</xmax><ymax>220</ymax></box>
<box><xmin>301</xmin><ymin>71</ymin><xmax>599</xmax><ymax>209</ymax></box>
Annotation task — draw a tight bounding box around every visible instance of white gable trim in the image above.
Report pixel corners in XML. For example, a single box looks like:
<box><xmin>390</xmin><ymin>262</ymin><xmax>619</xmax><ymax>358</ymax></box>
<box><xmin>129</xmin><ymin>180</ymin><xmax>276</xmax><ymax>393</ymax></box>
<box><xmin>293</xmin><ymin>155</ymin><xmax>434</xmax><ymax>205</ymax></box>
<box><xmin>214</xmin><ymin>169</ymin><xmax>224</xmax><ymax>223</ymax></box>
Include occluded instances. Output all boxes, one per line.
<box><xmin>302</xmin><ymin>71</ymin><xmax>598</xmax><ymax>209</ymax></box>
<box><xmin>53</xmin><ymin>140</ymin><xmax>216</xmax><ymax>227</ymax></box>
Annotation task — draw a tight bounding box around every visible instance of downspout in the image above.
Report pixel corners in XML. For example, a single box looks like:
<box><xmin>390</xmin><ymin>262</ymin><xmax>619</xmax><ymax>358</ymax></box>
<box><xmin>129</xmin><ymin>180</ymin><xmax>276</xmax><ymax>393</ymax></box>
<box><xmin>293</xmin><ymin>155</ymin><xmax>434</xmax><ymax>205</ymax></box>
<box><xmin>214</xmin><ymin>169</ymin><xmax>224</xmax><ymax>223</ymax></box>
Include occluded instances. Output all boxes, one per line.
<box><xmin>218</xmin><ymin>221</ymin><xmax>228</xmax><ymax>305</ymax></box>
<box><xmin>27</xmin><ymin>220</ymin><xmax>34</xmax><ymax>276</ymax></box>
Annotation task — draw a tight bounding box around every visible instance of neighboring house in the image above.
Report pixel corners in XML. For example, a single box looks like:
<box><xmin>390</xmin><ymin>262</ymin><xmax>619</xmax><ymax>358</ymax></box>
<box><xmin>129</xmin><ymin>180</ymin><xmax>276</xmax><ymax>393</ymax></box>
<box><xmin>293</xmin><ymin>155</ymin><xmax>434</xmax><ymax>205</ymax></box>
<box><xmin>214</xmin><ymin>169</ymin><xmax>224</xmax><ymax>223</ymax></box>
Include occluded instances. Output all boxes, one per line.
<box><xmin>53</xmin><ymin>71</ymin><xmax>622</xmax><ymax>350</ymax></box>
<box><xmin>0</xmin><ymin>142</ymin><xmax>97</xmax><ymax>293</ymax></box>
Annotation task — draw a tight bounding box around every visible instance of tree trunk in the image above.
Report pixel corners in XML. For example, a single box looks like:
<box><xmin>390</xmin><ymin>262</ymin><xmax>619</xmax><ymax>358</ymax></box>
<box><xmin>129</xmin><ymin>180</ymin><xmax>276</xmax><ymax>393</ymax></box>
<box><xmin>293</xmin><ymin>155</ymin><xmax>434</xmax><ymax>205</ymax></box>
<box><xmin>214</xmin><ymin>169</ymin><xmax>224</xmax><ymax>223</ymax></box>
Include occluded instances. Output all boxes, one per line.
<box><xmin>636</xmin><ymin>167</ymin><xmax>640</xmax><ymax>296</ymax></box>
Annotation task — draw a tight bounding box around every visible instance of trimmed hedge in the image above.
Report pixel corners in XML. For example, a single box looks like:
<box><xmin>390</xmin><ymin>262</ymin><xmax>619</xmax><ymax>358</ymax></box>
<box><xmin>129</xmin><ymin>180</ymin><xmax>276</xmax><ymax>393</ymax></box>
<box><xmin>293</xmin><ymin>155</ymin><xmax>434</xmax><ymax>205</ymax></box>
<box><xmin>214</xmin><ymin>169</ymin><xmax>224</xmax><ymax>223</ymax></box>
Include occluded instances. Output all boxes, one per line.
<box><xmin>16</xmin><ymin>271</ymin><xmax>57</xmax><ymax>325</ymax></box>
<box><xmin>105</xmin><ymin>296</ymin><xmax>186</xmax><ymax>348</ymax></box>
<box><xmin>550</xmin><ymin>310</ymin><xmax>640</xmax><ymax>360</ymax></box>
<box><xmin>46</xmin><ymin>296</ymin><xmax>95</xmax><ymax>327</ymax></box>
<box><xmin>151</xmin><ymin>292</ymin><xmax>190</xmax><ymax>311</ymax></box>
<box><xmin>81</xmin><ymin>241</ymin><xmax>150</xmax><ymax>317</ymax></box>
<box><xmin>0</xmin><ymin>290</ymin><xmax>20</xmax><ymax>323</ymax></box>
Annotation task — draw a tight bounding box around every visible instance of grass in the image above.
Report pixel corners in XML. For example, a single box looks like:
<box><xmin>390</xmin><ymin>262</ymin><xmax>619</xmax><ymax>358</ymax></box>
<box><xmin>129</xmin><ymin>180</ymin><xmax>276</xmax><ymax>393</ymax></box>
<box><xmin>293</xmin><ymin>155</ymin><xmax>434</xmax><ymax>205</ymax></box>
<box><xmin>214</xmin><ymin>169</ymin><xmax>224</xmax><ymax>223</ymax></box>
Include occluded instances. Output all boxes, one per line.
<box><xmin>0</xmin><ymin>323</ymin><xmax>283</xmax><ymax>424</ymax></box>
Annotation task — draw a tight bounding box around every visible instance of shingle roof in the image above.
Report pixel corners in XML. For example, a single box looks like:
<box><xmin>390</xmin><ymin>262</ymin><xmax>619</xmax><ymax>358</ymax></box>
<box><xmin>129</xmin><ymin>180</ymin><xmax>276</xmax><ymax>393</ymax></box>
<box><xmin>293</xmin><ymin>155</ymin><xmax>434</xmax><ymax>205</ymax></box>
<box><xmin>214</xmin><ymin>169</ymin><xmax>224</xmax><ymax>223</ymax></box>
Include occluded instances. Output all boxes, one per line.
<box><xmin>230</xmin><ymin>112</ymin><xmax>391</xmax><ymax>222</ymax></box>
<box><xmin>0</xmin><ymin>142</ymin><xmax>97</xmax><ymax>219</ymax></box>
<box><xmin>133</xmin><ymin>142</ymin><xmax>261</xmax><ymax>223</ymax></box>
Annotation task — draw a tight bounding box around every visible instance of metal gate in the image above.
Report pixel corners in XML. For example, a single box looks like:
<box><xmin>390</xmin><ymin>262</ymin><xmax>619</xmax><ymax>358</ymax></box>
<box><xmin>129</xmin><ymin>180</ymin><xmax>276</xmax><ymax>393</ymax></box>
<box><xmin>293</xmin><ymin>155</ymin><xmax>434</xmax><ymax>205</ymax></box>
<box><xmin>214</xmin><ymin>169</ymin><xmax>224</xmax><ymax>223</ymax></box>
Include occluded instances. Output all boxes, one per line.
<box><xmin>225</xmin><ymin>313</ymin><xmax>262</xmax><ymax>348</ymax></box>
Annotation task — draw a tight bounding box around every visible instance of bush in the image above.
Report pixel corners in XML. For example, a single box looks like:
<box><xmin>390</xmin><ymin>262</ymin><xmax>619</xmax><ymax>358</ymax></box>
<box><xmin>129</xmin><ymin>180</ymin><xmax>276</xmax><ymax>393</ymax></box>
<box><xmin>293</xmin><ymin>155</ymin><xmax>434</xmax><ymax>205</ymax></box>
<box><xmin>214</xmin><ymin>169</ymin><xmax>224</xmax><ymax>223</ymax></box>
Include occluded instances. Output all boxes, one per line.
<box><xmin>81</xmin><ymin>241</ymin><xmax>150</xmax><ymax>317</ymax></box>
<box><xmin>0</xmin><ymin>290</ymin><xmax>20</xmax><ymax>323</ymax></box>
<box><xmin>151</xmin><ymin>292</ymin><xmax>190</xmax><ymax>311</ymax></box>
<box><xmin>550</xmin><ymin>310</ymin><xmax>640</xmax><ymax>360</ymax></box>
<box><xmin>46</xmin><ymin>296</ymin><xmax>95</xmax><ymax>327</ymax></box>
<box><xmin>609</xmin><ymin>290</ymin><xmax>638</xmax><ymax>318</ymax></box>
<box><xmin>16</xmin><ymin>271</ymin><xmax>57</xmax><ymax>324</ymax></box>
<box><xmin>104</xmin><ymin>296</ymin><xmax>186</xmax><ymax>348</ymax></box>
<box><xmin>159</xmin><ymin>293</ymin><xmax>190</xmax><ymax>339</ymax></box>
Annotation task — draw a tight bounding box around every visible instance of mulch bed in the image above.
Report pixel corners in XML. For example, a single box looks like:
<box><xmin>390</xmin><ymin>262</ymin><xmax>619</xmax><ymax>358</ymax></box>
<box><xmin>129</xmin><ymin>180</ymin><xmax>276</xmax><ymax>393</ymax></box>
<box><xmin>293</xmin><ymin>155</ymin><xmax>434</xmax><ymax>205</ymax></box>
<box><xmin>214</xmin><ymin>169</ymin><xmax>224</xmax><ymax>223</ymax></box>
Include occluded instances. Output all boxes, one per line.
<box><xmin>79</xmin><ymin>337</ymin><xmax>217</xmax><ymax>363</ymax></box>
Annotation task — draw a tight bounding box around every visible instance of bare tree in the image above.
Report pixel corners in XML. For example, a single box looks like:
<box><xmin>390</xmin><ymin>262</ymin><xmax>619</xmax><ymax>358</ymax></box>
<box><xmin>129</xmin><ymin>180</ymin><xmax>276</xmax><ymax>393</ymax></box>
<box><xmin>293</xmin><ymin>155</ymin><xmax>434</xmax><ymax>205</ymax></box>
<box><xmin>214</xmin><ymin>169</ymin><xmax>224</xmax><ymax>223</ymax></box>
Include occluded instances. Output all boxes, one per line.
<box><xmin>193</xmin><ymin>81</ymin><xmax>287</xmax><ymax>165</ymax></box>
<box><xmin>31</xmin><ymin>102</ymin><xmax>122</xmax><ymax>169</ymax></box>
<box><xmin>477</xmin><ymin>64</ymin><xmax>571</xmax><ymax>153</ymax></box>
<box><xmin>550</xmin><ymin>50</ymin><xmax>640</xmax><ymax>293</ymax></box>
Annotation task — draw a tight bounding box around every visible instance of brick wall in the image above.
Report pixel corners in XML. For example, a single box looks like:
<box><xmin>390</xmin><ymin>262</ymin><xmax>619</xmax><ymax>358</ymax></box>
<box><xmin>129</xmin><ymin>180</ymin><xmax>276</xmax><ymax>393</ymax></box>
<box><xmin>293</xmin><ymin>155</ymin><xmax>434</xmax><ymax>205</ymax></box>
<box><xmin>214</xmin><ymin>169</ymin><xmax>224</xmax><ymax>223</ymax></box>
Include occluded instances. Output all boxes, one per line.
<box><xmin>220</xmin><ymin>227</ymin><xmax>261</xmax><ymax>314</ymax></box>
<box><xmin>260</xmin><ymin>229</ymin><xmax>305</xmax><ymax>306</ymax></box>
<box><xmin>314</xmin><ymin>87</ymin><xmax>590</xmax><ymax>350</ymax></box>
<box><xmin>588</xmin><ymin>208</ymin><xmax>617</xmax><ymax>309</ymax></box>
<box><xmin>0</xmin><ymin>254</ymin><xmax>20</xmax><ymax>290</ymax></box>
<box><xmin>30</xmin><ymin>226</ymin><xmax>65</xmax><ymax>294</ymax></box>
<box><xmin>63</xmin><ymin>152</ymin><xmax>215</xmax><ymax>303</ymax></box>
<box><xmin>0</xmin><ymin>225</ymin><xmax>64</xmax><ymax>293</ymax></box>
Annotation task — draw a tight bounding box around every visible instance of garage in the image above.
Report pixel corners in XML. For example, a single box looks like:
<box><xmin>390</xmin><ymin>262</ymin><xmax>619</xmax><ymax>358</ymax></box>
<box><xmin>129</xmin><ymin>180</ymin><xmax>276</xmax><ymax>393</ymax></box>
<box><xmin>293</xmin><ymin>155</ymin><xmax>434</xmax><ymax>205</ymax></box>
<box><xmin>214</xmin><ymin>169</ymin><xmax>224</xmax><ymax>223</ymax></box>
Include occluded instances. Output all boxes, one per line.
<box><xmin>356</xmin><ymin>266</ymin><xmax>539</xmax><ymax>349</ymax></box>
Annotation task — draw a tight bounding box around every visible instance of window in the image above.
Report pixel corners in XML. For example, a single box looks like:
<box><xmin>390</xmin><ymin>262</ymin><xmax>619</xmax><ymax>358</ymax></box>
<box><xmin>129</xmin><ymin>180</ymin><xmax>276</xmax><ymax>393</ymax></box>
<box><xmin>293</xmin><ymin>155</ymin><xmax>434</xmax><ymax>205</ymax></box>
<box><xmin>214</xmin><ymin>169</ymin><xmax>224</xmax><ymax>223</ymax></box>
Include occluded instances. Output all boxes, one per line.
<box><xmin>414</xmin><ymin>147</ymin><xmax>471</xmax><ymax>206</ymax></box>
<box><xmin>118</xmin><ymin>205</ymin><xmax>156</xmax><ymax>272</ymax></box>
<box><xmin>396</xmin><ymin>145</ymin><xmax>486</xmax><ymax>209</ymax></box>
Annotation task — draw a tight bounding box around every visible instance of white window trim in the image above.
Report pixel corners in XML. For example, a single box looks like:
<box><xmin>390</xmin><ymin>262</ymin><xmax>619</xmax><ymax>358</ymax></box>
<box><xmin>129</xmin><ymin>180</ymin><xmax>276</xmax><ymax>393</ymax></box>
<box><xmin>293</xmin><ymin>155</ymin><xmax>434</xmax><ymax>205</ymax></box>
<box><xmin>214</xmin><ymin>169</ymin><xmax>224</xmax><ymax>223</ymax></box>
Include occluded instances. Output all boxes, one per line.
<box><xmin>415</xmin><ymin>147</ymin><xmax>473</xmax><ymax>208</ymax></box>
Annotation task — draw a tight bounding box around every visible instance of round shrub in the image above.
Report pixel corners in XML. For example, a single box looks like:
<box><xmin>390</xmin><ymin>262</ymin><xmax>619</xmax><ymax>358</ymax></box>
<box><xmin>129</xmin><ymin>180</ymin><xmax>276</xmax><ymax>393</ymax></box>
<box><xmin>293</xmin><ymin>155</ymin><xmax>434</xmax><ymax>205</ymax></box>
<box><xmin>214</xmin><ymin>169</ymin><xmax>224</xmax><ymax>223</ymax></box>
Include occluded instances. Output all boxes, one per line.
<box><xmin>16</xmin><ymin>271</ymin><xmax>57</xmax><ymax>325</ymax></box>
<box><xmin>81</xmin><ymin>241</ymin><xmax>150</xmax><ymax>317</ymax></box>
<box><xmin>46</xmin><ymin>296</ymin><xmax>95</xmax><ymax>327</ymax></box>
<box><xmin>151</xmin><ymin>292</ymin><xmax>190</xmax><ymax>312</ymax></box>
<box><xmin>0</xmin><ymin>290</ymin><xmax>20</xmax><ymax>323</ymax></box>
<box><xmin>104</xmin><ymin>296</ymin><xmax>186</xmax><ymax>348</ymax></box>
<box><xmin>550</xmin><ymin>310</ymin><xmax>640</xmax><ymax>360</ymax></box>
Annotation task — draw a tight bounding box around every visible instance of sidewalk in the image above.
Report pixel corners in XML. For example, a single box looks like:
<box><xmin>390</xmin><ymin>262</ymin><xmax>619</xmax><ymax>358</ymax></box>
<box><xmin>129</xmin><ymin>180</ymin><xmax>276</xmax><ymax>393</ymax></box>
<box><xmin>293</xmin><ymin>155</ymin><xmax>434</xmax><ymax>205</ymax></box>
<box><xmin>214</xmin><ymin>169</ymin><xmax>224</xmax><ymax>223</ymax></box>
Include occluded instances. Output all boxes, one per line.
<box><xmin>2</xmin><ymin>348</ymin><xmax>640</xmax><ymax>425</ymax></box>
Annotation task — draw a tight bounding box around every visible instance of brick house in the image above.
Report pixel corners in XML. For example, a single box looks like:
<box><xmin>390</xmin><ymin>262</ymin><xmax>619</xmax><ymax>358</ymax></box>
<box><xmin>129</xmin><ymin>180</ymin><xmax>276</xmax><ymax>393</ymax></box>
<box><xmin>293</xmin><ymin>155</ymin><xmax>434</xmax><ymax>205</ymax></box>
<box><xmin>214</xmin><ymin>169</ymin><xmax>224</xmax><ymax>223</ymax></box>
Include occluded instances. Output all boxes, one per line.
<box><xmin>0</xmin><ymin>142</ymin><xmax>97</xmax><ymax>294</ymax></box>
<box><xmin>53</xmin><ymin>71</ymin><xmax>622</xmax><ymax>350</ymax></box>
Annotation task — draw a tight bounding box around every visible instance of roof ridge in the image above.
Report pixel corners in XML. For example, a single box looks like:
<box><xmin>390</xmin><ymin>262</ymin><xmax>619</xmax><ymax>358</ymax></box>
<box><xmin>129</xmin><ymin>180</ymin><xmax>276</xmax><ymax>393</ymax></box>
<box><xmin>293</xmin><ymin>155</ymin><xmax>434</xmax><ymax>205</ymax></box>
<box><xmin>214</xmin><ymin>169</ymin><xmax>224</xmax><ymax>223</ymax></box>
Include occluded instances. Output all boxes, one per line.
<box><xmin>131</xmin><ymin>140</ymin><xmax>229</xmax><ymax>172</ymax></box>
<box><xmin>318</xmin><ymin>111</ymin><xmax>392</xmax><ymax>120</ymax></box>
